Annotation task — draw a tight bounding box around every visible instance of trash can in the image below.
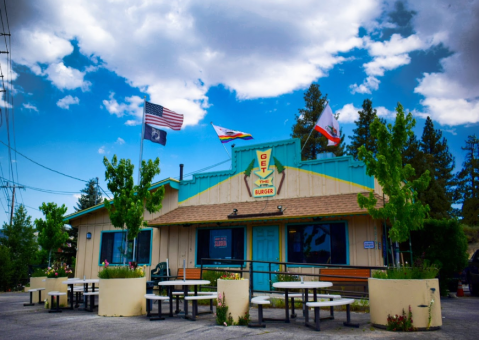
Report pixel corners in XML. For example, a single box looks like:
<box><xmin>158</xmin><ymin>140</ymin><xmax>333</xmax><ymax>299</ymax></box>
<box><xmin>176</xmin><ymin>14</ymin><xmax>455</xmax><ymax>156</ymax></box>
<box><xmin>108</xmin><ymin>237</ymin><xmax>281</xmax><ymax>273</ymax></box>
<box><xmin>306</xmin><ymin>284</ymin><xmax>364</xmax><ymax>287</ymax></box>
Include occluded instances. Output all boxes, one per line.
<box><xmin>146</xmin><ymin>281</ymin><xmax>155</xmax><ymax>311</ymax></box>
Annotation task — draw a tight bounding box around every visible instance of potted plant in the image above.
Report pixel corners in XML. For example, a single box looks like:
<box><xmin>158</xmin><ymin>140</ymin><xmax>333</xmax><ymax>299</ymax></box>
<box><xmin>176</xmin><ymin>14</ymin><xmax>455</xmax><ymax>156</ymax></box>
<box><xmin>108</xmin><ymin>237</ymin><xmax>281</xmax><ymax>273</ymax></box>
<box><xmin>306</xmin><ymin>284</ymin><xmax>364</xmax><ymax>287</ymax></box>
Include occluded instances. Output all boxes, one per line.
<box><xmin>357</xmin><ymin>104</ymin><xmax>441</xmax><ymax>330</ymax></box>
<box><xmin>217</xmin><ymin>273</ymin><xmax>249</xmax><ymax>323</ymax></box>
<box><xmin>98</xmin><ymin>260</ymin><xmax>146</xmax><ymax>317</ymax></box>
<box><xmin>44</xmin><ymin>264</ymin><xmax>72</xmax><ymax>306</ymax></box>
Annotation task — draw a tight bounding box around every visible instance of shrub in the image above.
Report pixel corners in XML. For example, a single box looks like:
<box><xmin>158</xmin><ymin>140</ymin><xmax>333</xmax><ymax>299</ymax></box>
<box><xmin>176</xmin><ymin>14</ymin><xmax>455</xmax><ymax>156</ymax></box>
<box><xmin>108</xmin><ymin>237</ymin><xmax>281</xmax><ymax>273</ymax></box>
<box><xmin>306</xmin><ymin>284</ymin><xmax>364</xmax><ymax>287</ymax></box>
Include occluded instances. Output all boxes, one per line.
<box><xmin>31</xmin><ymin>268</ymin><xmax>47</xmax><ymax>277</ymax></box>
<box><xmin>462</xmin><ymin>225</ymin><xmax>479</xmax><ymax>244</ymax></box>
<box><xmin>372</xmin><ymin>262</ymin><xmax>439</xmax><ymax>280</ymax></box>
<box><xmin>45</xmin><ymin>264</ymin><xmax>73</xmax><ymax>278</ymax></box>
<box><xmin>386</xmin><ymin>306</ymin><xmax>416</xmax><ymax>332</ymax></box>
<box><xmin>202</xmin><ymin>270</ymin><xmax>227</xmax><ymax>286</ymax></box>
<box><xmin>411</xmin><ymin>219</ymin><xmax>469</xmax><ymax>295</ymax></box>
<box><xmin>98</xmin><ymin>260</ymin><xmax>145</xmax><ymax>279</ymax></box>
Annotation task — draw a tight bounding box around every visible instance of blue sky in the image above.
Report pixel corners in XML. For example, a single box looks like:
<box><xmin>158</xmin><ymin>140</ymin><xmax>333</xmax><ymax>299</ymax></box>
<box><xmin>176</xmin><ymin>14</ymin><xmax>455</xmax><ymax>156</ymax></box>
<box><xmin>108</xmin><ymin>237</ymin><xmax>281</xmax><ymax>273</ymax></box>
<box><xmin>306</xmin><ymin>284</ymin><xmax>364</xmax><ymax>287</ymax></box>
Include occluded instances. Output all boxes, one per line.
<box><xmin>0</xmin><ymin>0</ymin><xmax>478</xmax><ymax>225</ymax></box>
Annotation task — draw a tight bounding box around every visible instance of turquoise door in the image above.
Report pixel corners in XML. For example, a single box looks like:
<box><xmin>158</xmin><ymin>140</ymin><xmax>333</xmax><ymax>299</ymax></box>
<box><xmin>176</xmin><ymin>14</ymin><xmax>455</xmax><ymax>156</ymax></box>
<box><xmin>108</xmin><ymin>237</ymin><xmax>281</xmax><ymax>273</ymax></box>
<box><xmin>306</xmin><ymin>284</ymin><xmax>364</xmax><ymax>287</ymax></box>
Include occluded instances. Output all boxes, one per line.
<box><xmin>252</xmin><ymin>226</ymin><xmax>280</xmax><ymax>292</ymax></box>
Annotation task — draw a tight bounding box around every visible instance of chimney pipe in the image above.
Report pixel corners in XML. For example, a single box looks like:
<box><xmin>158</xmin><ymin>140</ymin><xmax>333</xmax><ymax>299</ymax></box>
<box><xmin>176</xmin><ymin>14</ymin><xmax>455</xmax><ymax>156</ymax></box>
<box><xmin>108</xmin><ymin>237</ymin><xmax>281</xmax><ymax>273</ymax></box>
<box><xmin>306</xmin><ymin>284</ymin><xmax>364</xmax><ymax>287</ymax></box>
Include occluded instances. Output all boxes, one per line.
<box><xmin>180</xmin><ymin>164</ymin><xmax>184</xmax><ymax>181</ymax></box>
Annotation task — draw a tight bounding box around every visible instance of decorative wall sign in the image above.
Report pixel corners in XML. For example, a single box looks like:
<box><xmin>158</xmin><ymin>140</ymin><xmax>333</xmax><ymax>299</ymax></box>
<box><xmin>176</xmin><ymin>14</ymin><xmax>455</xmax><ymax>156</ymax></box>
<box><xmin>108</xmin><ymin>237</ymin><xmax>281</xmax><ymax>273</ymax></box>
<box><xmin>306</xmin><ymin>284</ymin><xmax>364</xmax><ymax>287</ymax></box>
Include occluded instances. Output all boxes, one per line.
<box><xmin>244</xmin><ymin>149</ymin><xmax>286</xmax><ymax>198</ymax></box>
<box><xmin>364</xmin><ymin>241</ymin><xmax>375</xmax><ymax>249</ymax></box>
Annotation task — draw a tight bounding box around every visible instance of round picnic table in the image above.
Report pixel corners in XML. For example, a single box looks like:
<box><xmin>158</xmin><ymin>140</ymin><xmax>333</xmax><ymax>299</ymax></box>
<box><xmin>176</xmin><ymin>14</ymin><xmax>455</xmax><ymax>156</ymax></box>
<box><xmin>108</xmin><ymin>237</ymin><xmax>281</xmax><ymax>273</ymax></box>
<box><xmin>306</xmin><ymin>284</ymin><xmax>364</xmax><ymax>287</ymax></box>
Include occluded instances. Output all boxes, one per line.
<box><xmin>159</xmin><ymin>280</ymin><xmax>210</xmax><ymax>318</ymax></box>
<box><xmin>272</xmin><ymin>281</ymin><xmax>332</xmax><ymax>323</ymax></box>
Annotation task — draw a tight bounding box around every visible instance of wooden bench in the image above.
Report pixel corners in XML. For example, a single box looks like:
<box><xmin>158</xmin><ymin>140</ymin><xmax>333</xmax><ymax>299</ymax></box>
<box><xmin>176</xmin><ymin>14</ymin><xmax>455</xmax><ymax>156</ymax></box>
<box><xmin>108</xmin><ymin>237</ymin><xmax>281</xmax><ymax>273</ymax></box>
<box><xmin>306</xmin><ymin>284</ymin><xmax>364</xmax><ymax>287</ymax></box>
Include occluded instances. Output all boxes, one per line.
<box><xmin>305</xmin><ymin>298</ymin><xmax>359</xmax><ymax>331</ymax></box>
<box><xmin>177</xmin><ymin>268</ymin><xmax>202</xmax><ymax>280</ymax></box>
<box><xmin>248</xmin><ymin>296</ymin><xmax>271</xmax><ymax>328</ymax></box>
<box><xmin>144</xmin><ymin>294</ymin><xmax>170</xmax><ymax>320</ymax></box>
<box><xmin>319</xmin><ymin>269</ymin><xmax>371</xmax><ymax>293</ymax></box>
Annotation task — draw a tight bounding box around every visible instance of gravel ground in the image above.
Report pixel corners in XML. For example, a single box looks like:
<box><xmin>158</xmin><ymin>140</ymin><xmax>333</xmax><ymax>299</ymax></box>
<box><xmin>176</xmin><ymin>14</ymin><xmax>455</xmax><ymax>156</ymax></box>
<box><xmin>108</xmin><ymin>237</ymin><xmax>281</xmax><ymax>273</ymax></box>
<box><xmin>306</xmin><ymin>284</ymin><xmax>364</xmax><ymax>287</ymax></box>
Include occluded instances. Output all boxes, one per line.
<box><xmin>0</xmin><ymin>290</ymin><xmax>477</xmax><ymax>340</ymax></box>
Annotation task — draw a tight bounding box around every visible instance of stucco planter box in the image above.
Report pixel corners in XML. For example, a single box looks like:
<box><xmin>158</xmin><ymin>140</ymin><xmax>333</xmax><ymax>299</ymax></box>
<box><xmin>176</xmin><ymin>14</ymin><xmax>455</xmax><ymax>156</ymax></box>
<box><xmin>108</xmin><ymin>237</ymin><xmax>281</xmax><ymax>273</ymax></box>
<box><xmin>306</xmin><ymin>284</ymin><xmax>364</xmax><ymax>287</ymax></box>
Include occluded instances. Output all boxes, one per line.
<box><xmin>98</xmin><ymin>277</ymin><xmax>146</xmax><ymax>317</ymax></box>
<box><xmin>45</xmin><ymin>277</ymin><xmax>68</xmax><ymax>306</ymax></box>
<box><xmin>217</xmin><ymin>279</ymin><xmax>249</xmax><ymax>322</ymax></box>
<box><xmin>369</xmin><ymin>278</ymin><xmax>442</xmax><ymax>330</ymax></box>
<box><xmin>28</xmin><ymin>277</ymin><xmax>47</xmax><ymax>303</ymax></box>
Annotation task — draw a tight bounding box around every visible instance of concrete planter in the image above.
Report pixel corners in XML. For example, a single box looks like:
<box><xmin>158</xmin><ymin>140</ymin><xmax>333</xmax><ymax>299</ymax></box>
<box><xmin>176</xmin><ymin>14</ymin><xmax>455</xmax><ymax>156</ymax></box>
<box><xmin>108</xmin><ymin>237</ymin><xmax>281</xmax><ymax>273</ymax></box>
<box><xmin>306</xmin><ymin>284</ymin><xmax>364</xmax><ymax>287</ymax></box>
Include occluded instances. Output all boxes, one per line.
<box><xmin>28</xmin><ymin>277</ymin><xmax>47</xmax><ymax>303</ymax></box>
<box><xmin>369</xmin><ymin>278</ymin><xmax>442</xmax><ymax>330</ymax></box>
<box><xmin>98</xmin><ymin>277</ymin><xmax>146</xmax><ymax>316</ymax></box>
<box><xmin>45</xmin><ymin>277</ymin><xmax>68</xmax><ymax>306</ymax></box>
<box><xmin>217</xmin><ymin>279</ymin><xmax>249</xmax><ymax>322</ymax></box>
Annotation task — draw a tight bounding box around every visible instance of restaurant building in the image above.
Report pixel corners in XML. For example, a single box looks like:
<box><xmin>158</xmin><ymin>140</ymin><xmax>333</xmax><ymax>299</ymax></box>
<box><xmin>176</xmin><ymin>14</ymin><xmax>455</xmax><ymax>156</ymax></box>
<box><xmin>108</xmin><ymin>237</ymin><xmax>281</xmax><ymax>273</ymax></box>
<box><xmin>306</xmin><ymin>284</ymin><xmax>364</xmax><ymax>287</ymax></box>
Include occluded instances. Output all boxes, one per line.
<box><xmin>67</xmin><ymin>138</ymin><xmax>385</xmax><ymax>290</ymax></box>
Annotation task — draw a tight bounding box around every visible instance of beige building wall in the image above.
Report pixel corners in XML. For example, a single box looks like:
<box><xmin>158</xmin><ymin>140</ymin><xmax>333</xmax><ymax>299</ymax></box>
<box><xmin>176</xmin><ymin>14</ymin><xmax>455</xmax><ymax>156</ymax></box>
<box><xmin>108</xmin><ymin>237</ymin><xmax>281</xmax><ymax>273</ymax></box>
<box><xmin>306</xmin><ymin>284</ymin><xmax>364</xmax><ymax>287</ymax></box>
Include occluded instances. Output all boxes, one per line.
<box><xmin>72</xmin><ymin>184</ymin><xmax>177</xmax><ymax>279</ymax></box>
<box><xmin>180</xmin><ymin>166</ymin><xmax>373</xmax><ymax>207</ymax></box>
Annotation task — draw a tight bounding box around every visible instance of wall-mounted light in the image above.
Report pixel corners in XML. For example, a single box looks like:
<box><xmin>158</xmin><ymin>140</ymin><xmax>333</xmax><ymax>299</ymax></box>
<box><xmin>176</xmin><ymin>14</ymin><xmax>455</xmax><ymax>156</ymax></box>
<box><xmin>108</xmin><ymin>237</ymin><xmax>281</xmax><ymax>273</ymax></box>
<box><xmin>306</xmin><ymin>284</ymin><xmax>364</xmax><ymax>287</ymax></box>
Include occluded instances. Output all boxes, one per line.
<box><xmin>86</xmin><ymin>232</ymin><xmax>92</xmax><ymax>240</ymax></box>
<box><xmin>232</xmin><ymin>208</ymin><xmax>238</xmax><ymax>216</ymax></box>
<box><xmin>277</xmin><ymin>205</ymin><xmax>283</xmax><ymax>212</ymax></box>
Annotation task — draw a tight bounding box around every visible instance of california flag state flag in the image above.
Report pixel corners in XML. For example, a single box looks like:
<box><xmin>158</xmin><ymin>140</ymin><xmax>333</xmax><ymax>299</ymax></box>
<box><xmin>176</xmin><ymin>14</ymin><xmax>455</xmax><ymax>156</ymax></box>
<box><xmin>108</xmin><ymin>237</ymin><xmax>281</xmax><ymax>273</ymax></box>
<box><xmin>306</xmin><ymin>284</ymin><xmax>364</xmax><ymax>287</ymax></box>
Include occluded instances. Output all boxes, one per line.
<box><xmin>314</xmin><ymin>104</ymin><xmax>340</xmax><ymax>146</ymax></box>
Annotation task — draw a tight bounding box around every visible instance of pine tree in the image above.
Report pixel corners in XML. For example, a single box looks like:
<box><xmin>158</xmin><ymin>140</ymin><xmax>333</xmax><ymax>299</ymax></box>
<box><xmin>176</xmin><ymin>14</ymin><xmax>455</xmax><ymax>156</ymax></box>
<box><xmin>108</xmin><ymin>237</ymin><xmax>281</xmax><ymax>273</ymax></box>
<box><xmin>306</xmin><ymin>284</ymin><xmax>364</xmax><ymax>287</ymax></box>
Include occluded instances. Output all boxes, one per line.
<box><xmin>347</xmin><ymin>99</ymin><xmax>382</xmax><ymax>159</ymax></box>
<box><xmin>418</xmin><ymin>117</ymin><xmax>455</xmax><ymax>219</ymax></box>
<box><xmin>291</xmin><ymin>83</ymin><xmax>344</xmax><ymax>160</ymax></box>
<box><xmin>75</xmin><ymin>178</ymin><xmax>102</xmax><ymax>211</ymax></box>
<box><xmin>0</xmin><ymin>205</ymin><xmax>38</xmax><ymax>288</ymax></box>
<box><xmin>455</xmin><ymin>135</ymin><xmax>479</xmax><ymax>225</ymax></box>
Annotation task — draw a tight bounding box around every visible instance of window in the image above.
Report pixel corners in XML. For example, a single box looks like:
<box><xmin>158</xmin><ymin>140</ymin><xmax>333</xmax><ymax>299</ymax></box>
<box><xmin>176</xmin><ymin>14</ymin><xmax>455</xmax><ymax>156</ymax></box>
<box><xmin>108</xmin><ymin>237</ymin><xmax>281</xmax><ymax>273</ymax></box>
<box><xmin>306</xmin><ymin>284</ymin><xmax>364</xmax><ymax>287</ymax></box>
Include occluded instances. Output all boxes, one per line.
<box><xmin>196</xmin><ymin>227</ymin><xmax>245</xmax><ymax>265</ymax></box>
<box><xmin>100</xmin><ymin>229</ymin><xmax>152</xmax><ymax>265</ymax></box>
<box><xmin>287</xmin><ymin>223</ymin><xmax>347</xmax><ymax>264</ymax></box>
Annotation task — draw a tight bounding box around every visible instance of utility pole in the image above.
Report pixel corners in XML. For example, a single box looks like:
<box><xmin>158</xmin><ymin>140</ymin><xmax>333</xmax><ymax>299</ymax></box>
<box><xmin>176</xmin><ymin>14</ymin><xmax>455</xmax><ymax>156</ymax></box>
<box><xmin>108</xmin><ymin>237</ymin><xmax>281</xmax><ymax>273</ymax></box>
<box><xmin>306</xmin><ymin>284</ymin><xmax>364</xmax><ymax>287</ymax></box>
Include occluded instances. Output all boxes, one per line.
<box><xmin>1</xmin><ymin>184</ymin><xmax>25</xmax><ymax>226</ymax></box>
<box><xmin>96</xmin><ymin>177</ymin><xmax>100</xmax><ymax>205</ymax></box>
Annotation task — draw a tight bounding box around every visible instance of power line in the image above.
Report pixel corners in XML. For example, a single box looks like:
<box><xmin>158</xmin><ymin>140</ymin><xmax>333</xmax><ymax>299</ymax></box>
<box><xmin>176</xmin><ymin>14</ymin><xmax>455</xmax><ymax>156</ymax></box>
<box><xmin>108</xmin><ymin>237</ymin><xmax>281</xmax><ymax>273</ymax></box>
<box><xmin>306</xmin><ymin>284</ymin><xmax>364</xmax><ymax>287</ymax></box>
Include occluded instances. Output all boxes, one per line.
<box><xmin>0</xmin><ymin>140</ymin><xmax>90</xmax><ymax>183</ymax></box>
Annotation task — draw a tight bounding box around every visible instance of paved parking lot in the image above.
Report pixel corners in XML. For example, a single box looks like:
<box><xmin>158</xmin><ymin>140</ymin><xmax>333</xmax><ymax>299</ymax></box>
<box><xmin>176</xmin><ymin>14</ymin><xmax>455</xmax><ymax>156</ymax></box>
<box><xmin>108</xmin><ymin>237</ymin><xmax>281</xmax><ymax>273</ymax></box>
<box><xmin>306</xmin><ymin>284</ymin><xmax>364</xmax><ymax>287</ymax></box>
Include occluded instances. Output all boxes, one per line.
<box><xmin>0</xmin><ymin>291</ymin><xmax>477</xmax><ymax>339</ymax></box>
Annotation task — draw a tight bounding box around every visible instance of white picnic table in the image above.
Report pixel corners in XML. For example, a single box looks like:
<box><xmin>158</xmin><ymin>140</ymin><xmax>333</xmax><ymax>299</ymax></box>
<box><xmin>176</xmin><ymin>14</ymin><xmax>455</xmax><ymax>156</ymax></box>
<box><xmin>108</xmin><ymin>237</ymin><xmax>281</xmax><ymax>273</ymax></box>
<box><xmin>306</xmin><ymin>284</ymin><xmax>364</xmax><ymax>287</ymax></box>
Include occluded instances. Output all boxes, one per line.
<box><xmin>62</xmin><ymin>279</ymin><xmax>99</xmax><ymax>310</ymax></box>
<box><xmin>272</xmin><ymin>281</ymin><xmax>333</xmax><ymax>323</ymax></box>
<box><xmin>159</xmin><ymin>280</ymin><xmax>210</xmax><ymax>318</ymax></box>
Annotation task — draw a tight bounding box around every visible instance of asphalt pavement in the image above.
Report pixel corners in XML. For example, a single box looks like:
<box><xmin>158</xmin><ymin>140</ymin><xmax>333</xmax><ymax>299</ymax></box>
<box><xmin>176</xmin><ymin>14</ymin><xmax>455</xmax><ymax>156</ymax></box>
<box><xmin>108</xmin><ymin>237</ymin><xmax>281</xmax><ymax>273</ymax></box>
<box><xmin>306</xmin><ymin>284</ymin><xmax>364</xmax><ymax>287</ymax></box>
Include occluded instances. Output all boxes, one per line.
<box><xmin>0</xmin><ymin>291</ymin><xmax>477</xmax><ymax>340</ymax></box>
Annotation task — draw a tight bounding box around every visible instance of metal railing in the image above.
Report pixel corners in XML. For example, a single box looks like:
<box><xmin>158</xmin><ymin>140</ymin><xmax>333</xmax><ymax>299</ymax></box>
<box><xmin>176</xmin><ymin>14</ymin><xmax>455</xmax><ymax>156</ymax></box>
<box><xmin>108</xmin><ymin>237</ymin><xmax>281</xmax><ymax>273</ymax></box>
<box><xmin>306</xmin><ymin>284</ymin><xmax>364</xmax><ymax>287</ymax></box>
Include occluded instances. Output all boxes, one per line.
<box><xmin>200</xmin><ymin>258</ymin><xmax>386</xmax><ymax>301</ymax></box>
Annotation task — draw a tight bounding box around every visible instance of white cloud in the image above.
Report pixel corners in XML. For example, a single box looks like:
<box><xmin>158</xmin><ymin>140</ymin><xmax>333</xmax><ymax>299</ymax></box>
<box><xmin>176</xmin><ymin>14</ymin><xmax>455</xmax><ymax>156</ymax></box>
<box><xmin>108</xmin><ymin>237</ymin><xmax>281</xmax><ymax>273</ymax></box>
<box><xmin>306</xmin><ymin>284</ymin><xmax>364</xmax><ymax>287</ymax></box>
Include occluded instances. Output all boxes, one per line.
<box><xmin>22</xmin><ymin>103</ymin><xmax>38</xmax><ymax>112</ymax></box>
<box><xmin>408</xmin><ymin>0</ymin><xmax>479</xmax><ymax>126</ymax></box>
<box><xmin>98</xmin><ymin>146</ymin><xmax>105</xmax><ymax>154</ymax></box>
<box><xmin>102</xmin><ymin>93</ymin><xmax>143</xmax><ymax>123</ymax></box>
<box><xmin>73</xmin><ymin>194</ymin><xmax>81</xmax><ymax>199</ymax></box>
<box><xmin>350</xmin><ymin>76</ymin><xmax>380</xmax><ymax>94</ymax></box>
<box><xmin>116</xmin><ymin>137</ymin><xmax>125</xmax><ymax>145</ymax></box>
<box><xmin>44</xmin><ymin>62</ymin><xmax>91</xmax><ymax>91</ymax></box>
<box><xmin>376</xmin><ymin>106</ymin><xmax>395</xmax><ymax>119</ymax></box>
<box><xmin>9</xmin><ymin>0</ymin><xmax>382</xmax><ymax>127</ymax></box>
<box><xmin>57</xmin><ymin>95</ymin><xmax>80</xmax><ymax>109</ymax></box>
<box><xmin>337</xmin><ymin>103</ymin><xmax>360</xmax><ymax>123</ymax></box>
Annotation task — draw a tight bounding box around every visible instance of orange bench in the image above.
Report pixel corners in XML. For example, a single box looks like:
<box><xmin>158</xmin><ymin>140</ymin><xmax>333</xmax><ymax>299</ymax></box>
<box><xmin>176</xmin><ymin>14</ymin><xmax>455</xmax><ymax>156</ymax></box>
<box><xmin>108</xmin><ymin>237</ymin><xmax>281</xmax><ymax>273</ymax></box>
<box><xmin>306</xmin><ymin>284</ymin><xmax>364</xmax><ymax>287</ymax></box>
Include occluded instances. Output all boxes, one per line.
<box><xmin>319</xmin><ymin>269</ymin><xmax>371</xmax><ymax>292</ymax></box>
<box><xmin>177</xmin><ymin>268</ymin><xmax>202</xmax><ymax>280</ymax></box>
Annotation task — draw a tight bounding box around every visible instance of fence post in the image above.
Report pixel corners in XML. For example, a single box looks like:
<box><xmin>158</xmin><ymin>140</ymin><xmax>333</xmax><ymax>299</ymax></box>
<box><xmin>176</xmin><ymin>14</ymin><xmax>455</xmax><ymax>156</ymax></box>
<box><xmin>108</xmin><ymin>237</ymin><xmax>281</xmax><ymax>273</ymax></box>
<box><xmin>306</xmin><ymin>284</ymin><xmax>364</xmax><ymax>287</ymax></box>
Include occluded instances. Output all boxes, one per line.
<box><xmin>249</xmin><ymin>262</ymin><xmax>253</xmax><ymax>306</ymax></box>
<box><xmin>200</xmin><ymin>259</ymin><xmax>203</xmax><ymax>280</ymax></box>
<box><xmin>269</xmin><ymin>263</ymin><xmax>272</xmax><ymax>291</ymax></box>
<box><xmin>240</xmin><ymin>263</ymin><xmax>243</xmax><ymax>278</ymax></box>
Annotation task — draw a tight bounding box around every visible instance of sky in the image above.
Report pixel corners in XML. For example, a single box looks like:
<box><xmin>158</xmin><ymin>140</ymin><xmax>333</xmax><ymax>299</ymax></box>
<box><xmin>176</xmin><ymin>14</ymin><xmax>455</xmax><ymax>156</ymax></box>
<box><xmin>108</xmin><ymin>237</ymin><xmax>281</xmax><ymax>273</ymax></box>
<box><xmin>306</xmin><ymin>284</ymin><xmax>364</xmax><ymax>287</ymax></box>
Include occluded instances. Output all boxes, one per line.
<box><xmin>0</xmin><ymin>0</ymin><xmax>478</xmax><ymax>226</ymax></box>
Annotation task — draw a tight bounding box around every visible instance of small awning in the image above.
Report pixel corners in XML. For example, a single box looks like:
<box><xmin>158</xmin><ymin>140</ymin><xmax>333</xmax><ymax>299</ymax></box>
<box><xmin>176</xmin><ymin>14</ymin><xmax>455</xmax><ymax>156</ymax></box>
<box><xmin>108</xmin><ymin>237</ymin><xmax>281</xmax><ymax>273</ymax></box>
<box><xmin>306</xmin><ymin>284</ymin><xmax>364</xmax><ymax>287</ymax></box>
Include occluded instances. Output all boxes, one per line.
<box><xmin>148</xmin><ymin>192</ymin><xmax>383</xmax><ymax>226</ymax></box>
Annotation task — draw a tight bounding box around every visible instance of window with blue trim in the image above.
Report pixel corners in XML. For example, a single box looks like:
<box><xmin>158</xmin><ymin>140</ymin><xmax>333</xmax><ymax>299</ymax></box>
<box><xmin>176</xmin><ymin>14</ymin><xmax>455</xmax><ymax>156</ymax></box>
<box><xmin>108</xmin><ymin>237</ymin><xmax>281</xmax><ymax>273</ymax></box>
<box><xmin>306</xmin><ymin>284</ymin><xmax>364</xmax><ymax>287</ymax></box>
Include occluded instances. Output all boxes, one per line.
<box><xmin>287</xmin><ymin>223</ymin><xmax>347</xmax><ymax>264</ymax></box>
<box><xmin>197</xmin><ymin>228</ymin><xmax>245</xmax><ymax>265</ymax></box>
<box><xmin>100</xmin><ymin>230</ymin><xmax>152</xmax><ymax>265</ymax></box>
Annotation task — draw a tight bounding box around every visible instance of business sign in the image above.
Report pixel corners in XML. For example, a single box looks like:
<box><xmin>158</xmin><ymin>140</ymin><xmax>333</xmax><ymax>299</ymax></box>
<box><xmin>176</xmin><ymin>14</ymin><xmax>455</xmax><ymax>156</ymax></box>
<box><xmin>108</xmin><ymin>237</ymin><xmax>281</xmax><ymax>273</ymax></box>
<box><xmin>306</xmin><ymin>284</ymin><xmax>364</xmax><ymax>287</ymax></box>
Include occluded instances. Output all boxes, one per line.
<box><xmin>252</xmin><ymin>149</ymin><xmax>276</xmax><ymax>198</ymax></box>
<box><xmin>364</xmin><ymin>241</ymin><xmax>375</xmax><ymax>249</ymax></box>
<box><xmin>214</xmin><ymin>236</ymin><xmax>227</xmax><ymax>248</ymax></box>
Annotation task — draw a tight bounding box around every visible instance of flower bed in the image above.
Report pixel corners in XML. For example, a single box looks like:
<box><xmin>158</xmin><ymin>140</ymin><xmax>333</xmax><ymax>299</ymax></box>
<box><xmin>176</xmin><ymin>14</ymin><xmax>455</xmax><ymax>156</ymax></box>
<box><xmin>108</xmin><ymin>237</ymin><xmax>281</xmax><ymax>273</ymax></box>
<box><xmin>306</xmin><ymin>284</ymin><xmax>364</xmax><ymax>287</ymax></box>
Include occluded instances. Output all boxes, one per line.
<box><xmin>217</xmin><ymin>274</ymin><xmax>249</xmax><ymax>323</ymax></box>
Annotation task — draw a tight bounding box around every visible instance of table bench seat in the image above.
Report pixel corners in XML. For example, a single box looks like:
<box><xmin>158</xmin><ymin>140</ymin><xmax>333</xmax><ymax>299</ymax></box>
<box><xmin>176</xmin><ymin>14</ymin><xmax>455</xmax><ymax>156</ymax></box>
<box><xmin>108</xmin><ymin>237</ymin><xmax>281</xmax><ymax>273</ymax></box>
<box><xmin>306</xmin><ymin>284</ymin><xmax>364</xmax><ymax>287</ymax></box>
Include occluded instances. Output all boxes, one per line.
<box><xmin>184</xmin><ymin>295</ymin><xmax>216</xmax><ymax>321</ymax></box>
<box><xmin>47</xmin><ymin>292</ymin><xmax>67</xmax><ymax>314</ymax></box>
<box><xmin>305</xmin><ymin>298</ymin><xmax>359</xmax><ymax>331</ymax></box>
<box><xmin>249</xmin><ymin>296</ymin><xmax>271</xmax><ymax>328</ymax></box>
<box><xmin>145</xmin><ymin>294</ymin><xmax>170</xmax><ymax>320</ymax></box>
<box><xmin>24</xmin><ymin>288</ymin><xmax>46</xmax><ymax>307</ymax></box>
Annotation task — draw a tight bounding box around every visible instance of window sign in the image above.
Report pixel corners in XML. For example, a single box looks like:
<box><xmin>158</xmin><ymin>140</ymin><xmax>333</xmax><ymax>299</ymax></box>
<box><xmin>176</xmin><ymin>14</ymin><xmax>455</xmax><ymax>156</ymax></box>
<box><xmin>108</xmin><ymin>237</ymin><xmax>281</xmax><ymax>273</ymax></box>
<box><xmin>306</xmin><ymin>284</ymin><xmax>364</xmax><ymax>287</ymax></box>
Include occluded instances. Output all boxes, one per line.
<box><xmin>210</xmin><ymin>229</ymin><xmax>232</xmax><ymax>259</ymax></box>
<box><xmin>364</xmin><ymin>241</ymin><xmax>375</xmax><ymax>249</ymax></box>
<box><xmin>197</xmin><ymin>228</ymin><xmax>245</xmax><ymax>265</ymax></box>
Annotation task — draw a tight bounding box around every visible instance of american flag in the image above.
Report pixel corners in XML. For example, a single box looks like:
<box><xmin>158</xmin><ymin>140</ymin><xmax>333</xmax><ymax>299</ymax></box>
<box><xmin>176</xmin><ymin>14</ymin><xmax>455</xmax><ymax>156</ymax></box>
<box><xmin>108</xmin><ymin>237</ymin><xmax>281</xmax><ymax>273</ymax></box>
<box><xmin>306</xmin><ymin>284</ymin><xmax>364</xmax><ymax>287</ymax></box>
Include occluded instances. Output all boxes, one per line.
<box><xmin>144</xmin><ymin>101</ymin><xmax>183</xmax><ymax>131</ymax></box>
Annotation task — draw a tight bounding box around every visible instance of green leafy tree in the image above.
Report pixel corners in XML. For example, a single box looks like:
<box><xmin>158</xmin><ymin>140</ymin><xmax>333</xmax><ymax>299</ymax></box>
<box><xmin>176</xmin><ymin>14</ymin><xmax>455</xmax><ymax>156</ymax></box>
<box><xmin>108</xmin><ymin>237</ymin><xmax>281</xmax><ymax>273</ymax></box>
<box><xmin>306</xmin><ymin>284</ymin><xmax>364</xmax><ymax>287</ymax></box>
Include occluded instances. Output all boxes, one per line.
<box><xmin>411</xmin><ymin>219</ymin><xmax>469</xmax><ymax>295</ymax></box>
<box><xmin>291</xmin><ymin>83</ymin><xmax>345</xmax><ymax>160</ymax></box>
<box><xmin>0</xmin><ymin>205</ymin><xmax>38</xmax><ymax>288</ymax></box>
<box><xmin>0</xmin><ymin>245</ymin><xmax>13</xmax><ymax>291</ymax></box>
<box><xmin>455</xmin><ymin>135</ymin><xmax>479</xmax><ymax>225</ymax></box>
<box><xmin>75</xmin><ymin>178</ymin><xmax>102</xmax><ymax>211</ymax></box>
<box><xmin>347</xmin><ymin>99</ymin><xmax>384</xmax><ymax>159</ymax></box>
<box><xmin>419</xmin><ymin>117</ymin><xmax>455</xmax><ymax>219</ymax></box>
<box><xmin>357</xmin><ymin>103</ymin><xmax>431</xmax><ymax>243</ymax></box>
<box><xmin>103</xmin><ymin>156</ymin><xmax>165</xmax><ymax>247</ymax></box>
<box><xmin>35</xmin><ymin>203</ymin><xmax>69</xmax><ymax>266</ymax></box>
